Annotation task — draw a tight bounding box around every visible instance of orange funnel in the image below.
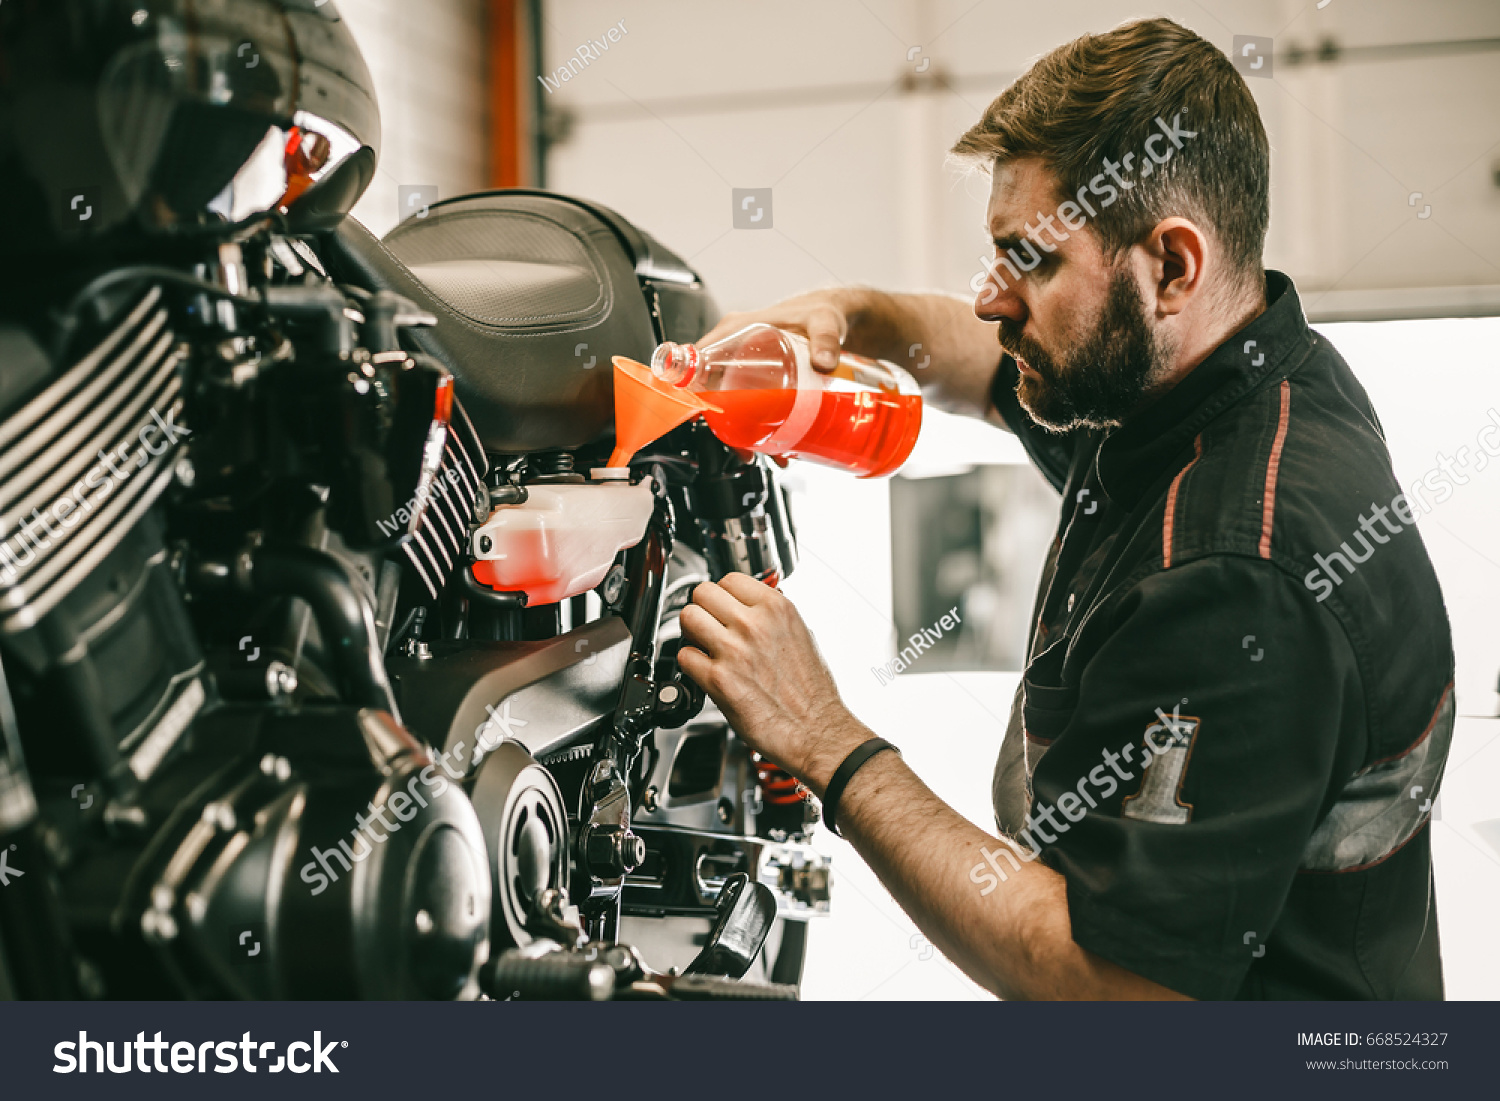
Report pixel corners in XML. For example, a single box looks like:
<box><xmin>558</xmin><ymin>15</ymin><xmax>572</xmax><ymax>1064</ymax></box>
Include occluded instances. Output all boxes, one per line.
<box><xmin>607</xmin><ymin>356</ymin><xmax>720</xmax><ymax>468</ymax></box>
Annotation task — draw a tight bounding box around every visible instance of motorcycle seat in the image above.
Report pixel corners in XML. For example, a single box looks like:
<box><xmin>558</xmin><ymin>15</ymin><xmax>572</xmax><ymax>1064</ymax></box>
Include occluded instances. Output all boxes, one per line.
<box><xmin>321</xmin><ymin>191</ymin><xmax>707</xmax><ymax>456</ymax></box>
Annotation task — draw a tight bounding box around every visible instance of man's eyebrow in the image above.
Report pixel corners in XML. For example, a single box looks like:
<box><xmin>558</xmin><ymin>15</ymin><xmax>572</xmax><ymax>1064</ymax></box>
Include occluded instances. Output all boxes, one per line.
<box><xmin>989</xmin><ymin>232</ymin><xmax>1027</xmax><ymax>253</ymax></box>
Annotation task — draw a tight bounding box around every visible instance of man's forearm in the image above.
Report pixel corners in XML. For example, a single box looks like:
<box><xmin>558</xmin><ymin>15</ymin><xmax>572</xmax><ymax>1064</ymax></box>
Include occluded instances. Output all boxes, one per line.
<box><xmin>821</xmin><ymin>727</ymin><xmax>1190</xmax><ymax>1000</ymax></box>
<box><xmin>836</xmin><ymin>288</ymin><xmax>1004</xmax><ymax>419</ymax></box>
<box><xmin>674</xmin><ymin>572</ymin><xmax>1186</xmax><ymax>998</ymax></box>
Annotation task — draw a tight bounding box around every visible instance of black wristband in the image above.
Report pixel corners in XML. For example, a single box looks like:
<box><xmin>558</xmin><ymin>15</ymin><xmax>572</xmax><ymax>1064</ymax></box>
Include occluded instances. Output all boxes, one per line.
<box><xmin>821</xmin><ymin>738</ymin><xmax>899</xmax><ymax>838</ymax></box>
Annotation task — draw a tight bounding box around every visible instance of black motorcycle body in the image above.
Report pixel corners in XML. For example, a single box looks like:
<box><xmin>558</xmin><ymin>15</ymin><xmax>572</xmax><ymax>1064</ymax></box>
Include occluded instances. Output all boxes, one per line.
<box><xmin>0</xmin><ymin>0</ymin><xmax>826</xmax><ymax>1002</ymax></box>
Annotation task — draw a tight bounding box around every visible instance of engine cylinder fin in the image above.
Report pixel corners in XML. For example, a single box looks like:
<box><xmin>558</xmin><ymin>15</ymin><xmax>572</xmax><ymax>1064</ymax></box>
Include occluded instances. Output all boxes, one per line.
<box><xmin>0</xmin><ymin>290</ymin><xmax>187</xmax><ymax>635</ymax></box>
<box><xmin>0</xmin><ymin>337</ymin><xmax>178</xmax><ymax>532</ymax></box>
<box><xmin>407</xmin><ymin>528</ymin><xmax>447</xmax><ymax>588</ymax></box>
<box><xmin>430</xmin><ymin>459</ymin><xmax>472</xmax><ymax>535</ymax></box>
<box><xmin>0</xmin><ymin>313</ymin><xmax>173</xmax><ymax>489</ymax></box>
<box><xmin>402</xmin><ymin>539</ymin><xmax>438</xmax><ymax>600</ymax></box>
<box><xmin>0</xmin><ymin>287</ymin><xmax>164</xmax><ymax>453</ymax></box>
<box><xmin>395</xmin><ymin>398</ymin><xmax>487</xmax><ymax>600</ymax></box>
<box><xmin>422</xmin><ymin>515</ymin><xmax>456</xmax><ymax>574</ymax></box>
<box><xmin>448</xmin><ymin>399</ymin><xmax>489</xmax><ymax>484</ymax></box>
<box><xmin>0</xmin><ymin>374</ymin><xmax>182</xmax><ymax>593</ymax></box>
<box><xmin>421</xmin><ymin>474</ymin><xmax>463</xmax><ymax>555</ymax></box>
<box><xmin>442</xmin><ymin>441</ymin><xmax>480</xmax><ymax>505</ymax></box>
<box><xmin>2</xmin><ymin>450</ymin><xmax>181</xmax><ymax>633</ymax></box>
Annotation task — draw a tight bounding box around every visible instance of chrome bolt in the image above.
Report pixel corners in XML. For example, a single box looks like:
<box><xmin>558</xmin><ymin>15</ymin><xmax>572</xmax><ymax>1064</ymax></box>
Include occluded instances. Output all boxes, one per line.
<box><xmin>600</xmin><ymin>566</ymin><xmax>626</xmax><ymax>606</ymax></box>
<box><xmin>266</xmin><ymin>661</ymin><xmax>299</xmax><ymax>699</ymax></box>
<box><xmin>584</xmin><ymin>825</ymin><xmax>646</xmax><ymax>877</ymax></box>
<box><xmin>399</xmin><ymin>638</ymin><xmax>432</xmax><ymax>660</ymax></box>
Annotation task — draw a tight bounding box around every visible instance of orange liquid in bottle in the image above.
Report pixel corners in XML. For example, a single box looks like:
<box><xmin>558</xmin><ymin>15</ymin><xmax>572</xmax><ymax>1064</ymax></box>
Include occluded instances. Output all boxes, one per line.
<box><xmin>701</xmin><ymin>388</ymin><xmax>923</xmax><ymax>477</ymax></box>
<box><xmin>787</xmin><ymin>390</ymin><xmax>923</xmax><ymax>477</ymax></box>
<box><xmin>701</xmin><ymin>389</ymin><xmax>797</xmax><ymax>449</ymax></box>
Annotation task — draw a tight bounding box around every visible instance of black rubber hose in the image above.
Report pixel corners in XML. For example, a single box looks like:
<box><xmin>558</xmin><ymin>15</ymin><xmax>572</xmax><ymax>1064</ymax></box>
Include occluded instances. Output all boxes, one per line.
<box><xmin>249</xmin><ymin>547</ymin><xmax>400</xmax><ymax>720</ymax></box>
<box><xmin>459</xmin><ymin>564</ymin><xmax>527</xmax><ymax>610</ymax></box>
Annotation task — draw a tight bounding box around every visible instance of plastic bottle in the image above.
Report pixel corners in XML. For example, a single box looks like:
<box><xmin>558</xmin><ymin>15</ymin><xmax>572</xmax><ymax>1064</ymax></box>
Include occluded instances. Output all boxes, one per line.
<box><xmin>649</xmin><ymin>323</ymin><xmax>923</xmax><ymax>478</ymax></box>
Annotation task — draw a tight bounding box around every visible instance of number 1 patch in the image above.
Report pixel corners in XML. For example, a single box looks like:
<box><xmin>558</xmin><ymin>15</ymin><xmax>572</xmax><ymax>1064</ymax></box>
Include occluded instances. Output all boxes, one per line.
<box><xmin>1122</xmin><ymin>708</ymin><xmax>1199</xmax><ymax>825</ymax></box>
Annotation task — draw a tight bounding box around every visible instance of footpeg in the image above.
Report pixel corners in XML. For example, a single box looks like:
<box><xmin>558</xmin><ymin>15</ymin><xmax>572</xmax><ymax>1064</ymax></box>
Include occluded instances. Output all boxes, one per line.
<box><xmin>683</xmin><ymin>872</ymin><xmax>777</xmax><ymax>979</ymax></box>
<box><xmin>487</xmin><ymin>950</ymin><xmax>615</xmax><ymax>1001</ymax></box>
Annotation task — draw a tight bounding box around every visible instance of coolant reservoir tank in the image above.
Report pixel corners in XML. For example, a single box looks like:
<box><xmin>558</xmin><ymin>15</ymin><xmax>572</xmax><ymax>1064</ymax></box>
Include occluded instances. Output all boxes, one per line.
<box><xmin>470</xmin><ymin>478</ymin><xmax>655</xmax><ymax>605</ymax></box>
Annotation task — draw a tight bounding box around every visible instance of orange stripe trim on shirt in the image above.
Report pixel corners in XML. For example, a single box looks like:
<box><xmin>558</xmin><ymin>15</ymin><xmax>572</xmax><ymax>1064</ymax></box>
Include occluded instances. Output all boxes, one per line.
<box><xmin>1258</xmin><ymin>380</ymin><xmax>1292</xmax><ymax>559</ymax></box>
<box><xmin>1161</xmin><ymin>433</ymin><xmax>1204</xmax><ymax>569</ymax></box>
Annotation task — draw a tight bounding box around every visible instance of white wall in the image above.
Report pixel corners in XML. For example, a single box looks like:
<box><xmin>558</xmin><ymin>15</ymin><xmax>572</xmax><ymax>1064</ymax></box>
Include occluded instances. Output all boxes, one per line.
<box><xmin>1324</xmin><ymin>316</ymin><xmax>1500</xmax><ymax>1002</ymax></box>
<box><xmin>543</xmin><ymin>0</ymin><xmax>1500</xmax><ymax>317</ymax></box>
<box><xmin>335</xmin><ymin>0</ymin><xmax>489</xmax><ymax>238</ymax></box>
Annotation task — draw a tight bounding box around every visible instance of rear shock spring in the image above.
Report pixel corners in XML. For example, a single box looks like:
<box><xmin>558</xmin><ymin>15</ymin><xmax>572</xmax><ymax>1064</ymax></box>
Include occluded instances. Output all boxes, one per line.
<box><xmin>753</xmin><ymin>754</ymin><xmax>807</xmax><ymax>806</ymax></box>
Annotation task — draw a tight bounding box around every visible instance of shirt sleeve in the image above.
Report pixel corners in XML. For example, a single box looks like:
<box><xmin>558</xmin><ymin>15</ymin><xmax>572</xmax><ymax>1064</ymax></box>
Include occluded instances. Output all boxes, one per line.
<box><xmin>988</xmin><ymin>353</ymin><xmax>1077</xmax><ymax>493</ymax></box>
<box><xmin>1024</xmin><ymin>555</ymin><xmax>1361</xmax><ymax>1000</ymax></box>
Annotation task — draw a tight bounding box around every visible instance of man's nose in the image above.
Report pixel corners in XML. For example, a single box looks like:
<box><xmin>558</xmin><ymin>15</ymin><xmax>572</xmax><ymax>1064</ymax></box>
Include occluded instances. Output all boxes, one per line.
<box><xmin>973</xmin><ymin>273</ymin><xmax>1026</xmax><ymax>325</ymax></box>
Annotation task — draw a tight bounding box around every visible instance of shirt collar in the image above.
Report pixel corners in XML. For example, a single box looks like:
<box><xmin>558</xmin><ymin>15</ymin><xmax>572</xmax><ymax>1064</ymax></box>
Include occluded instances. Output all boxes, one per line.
<box><xmin>1095</xmin><ymin>270</ymin><xmax>1312</xmax><ymax>508</ymax></box>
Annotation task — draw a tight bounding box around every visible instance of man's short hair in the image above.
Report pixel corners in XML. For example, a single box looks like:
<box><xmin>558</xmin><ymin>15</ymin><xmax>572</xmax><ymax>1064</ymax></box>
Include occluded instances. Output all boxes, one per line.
<box><xmin>952</xmin><ymin>17</ymin><xmax>1270</xmax><ymax>287</ymax></box>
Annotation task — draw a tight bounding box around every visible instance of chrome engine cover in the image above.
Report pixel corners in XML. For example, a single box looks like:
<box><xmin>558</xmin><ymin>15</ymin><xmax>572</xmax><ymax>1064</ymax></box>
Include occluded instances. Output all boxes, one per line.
<box><xmin>469</xmin><ymin>739</ymin><xmax>570</xmax><ymax>950</ymax></box>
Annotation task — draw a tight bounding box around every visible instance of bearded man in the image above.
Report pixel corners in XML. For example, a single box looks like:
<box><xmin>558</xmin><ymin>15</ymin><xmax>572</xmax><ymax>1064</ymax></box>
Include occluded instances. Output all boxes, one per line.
<box><xmin>677</xmin><ymin>16</ymin><xmax>1455</xmax><ymax>1000</ymax></box>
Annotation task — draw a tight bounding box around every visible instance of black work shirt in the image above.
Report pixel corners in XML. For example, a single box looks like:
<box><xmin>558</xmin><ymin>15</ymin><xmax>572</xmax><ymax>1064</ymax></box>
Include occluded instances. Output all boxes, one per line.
<box><xmin>987</xmin><ymin>271</ymin><xmax>1454</xmax><ymax>1000</ymax></box>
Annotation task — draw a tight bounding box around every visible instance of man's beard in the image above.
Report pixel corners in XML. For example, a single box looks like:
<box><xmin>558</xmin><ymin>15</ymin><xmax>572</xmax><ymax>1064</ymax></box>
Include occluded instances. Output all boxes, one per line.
<box><xmin>1000</xmin><ymin>269</ymin><xmax>1171</xmax><ymax>433</ymax></box>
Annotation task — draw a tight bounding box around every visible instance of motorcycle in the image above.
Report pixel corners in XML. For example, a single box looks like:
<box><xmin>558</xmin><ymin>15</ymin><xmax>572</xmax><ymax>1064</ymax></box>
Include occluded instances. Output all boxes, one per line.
<box><xmin>0</xmin><ymin>0</ymin><xmax>828</xmax><ymax>1001</ymax></box>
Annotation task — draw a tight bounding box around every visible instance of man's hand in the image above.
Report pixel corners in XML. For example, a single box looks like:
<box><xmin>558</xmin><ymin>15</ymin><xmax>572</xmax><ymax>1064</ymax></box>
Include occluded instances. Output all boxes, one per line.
<box><xmin>698</xmin><ymin>291</ymin><xmax>853</xmax><ymax>370</ymax></box>
<box><xmin>676</xmin><ymin>572</ymin><xmax>1187</xmax><ymax>1001</ymax></box>
<box><xmin>676</xmin><ymin>573</ymin><xmax>870</xmax><ymax>794</ymax></box>
<box><xmin>698</xmin><ymin>287</ymin><xmax>1007</xmax><ymax>421</ymax></box>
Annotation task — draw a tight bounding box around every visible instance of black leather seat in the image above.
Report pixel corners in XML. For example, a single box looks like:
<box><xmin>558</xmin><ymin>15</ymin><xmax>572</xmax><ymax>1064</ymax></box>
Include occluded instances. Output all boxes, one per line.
<box><xmin>319</xmin><ymin>190</ymin><xmax>716</xmax><ymax>457</ymax></box>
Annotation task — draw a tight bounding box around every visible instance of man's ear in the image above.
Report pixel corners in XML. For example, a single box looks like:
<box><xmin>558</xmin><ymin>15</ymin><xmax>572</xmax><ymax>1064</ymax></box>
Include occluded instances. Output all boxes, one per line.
<box><xmin>1141</xmin><ymin>217</ymin><xmax>1209</xmax><ymax>317</ymax></box>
